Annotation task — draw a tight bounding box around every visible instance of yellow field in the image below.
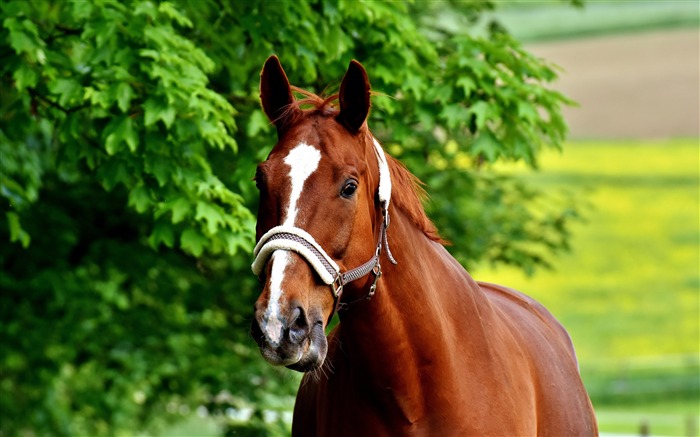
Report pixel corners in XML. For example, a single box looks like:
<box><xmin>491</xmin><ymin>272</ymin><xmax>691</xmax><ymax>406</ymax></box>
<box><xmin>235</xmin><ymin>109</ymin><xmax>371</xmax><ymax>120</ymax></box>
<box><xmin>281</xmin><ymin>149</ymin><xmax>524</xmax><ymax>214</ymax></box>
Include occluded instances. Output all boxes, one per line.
<box><xmin>475</xmin><ymin>139</ymin><xmax>699</xmax><ymax>360</ymax></box>
<box><xmin>474</xmin><ymin>139</ymin><xmax>699</xmax><ymax>435</ymax></box>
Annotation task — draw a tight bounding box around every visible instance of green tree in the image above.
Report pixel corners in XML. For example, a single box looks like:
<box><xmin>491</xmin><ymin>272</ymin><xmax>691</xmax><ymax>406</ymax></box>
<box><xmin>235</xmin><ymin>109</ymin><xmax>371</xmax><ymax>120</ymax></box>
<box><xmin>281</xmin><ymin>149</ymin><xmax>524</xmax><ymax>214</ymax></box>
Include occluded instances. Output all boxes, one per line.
<box><xmin>1</xmin><ymin>1</ymin><xmax>579</xmax><ymax>435</ymax></box>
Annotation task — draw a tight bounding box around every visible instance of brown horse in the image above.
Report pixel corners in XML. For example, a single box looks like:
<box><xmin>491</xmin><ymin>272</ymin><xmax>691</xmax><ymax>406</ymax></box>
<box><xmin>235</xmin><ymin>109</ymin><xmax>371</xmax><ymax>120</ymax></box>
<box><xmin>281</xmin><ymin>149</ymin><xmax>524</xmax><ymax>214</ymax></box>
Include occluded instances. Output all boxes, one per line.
<box><xmin>250</xmin><ymin>56</ymin><xmax>597</xmax><ymax>436</ymax></box>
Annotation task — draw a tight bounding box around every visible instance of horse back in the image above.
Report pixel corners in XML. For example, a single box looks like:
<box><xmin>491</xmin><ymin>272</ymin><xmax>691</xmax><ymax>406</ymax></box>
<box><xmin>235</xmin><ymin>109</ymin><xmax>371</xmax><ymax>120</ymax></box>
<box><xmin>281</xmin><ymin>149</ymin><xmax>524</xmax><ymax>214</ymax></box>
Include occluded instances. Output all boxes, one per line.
<box><xmin>478</xmin><ymin>281</ymin><xmax>597</xmax><ymax>436</ymax></box>
<box><xmin>478</xmin><ymin>281</ymin><xmax>579</xmax><ymax>363</ymax></box>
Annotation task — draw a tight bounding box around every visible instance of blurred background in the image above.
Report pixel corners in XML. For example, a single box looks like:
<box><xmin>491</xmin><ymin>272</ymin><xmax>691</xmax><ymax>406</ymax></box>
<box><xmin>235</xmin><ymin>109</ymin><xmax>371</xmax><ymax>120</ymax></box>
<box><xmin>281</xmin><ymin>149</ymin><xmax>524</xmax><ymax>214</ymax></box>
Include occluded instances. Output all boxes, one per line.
<box><xmin>476</xmin><ymin>2</ymin><xmax>699</xmax><ymax>436</ymax></box>
<box><xmin>1</xmin><ymin>1</ymin><xmax>698</xmax><ymax>436</ymax></box>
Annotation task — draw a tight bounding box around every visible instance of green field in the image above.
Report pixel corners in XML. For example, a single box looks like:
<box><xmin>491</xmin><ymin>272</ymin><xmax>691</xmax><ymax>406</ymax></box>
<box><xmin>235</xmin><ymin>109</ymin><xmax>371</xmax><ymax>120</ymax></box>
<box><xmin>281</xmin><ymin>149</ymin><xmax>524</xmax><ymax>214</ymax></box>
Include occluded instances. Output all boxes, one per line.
<box><xmin>475</xmin><ymin>139</ymin><xmax>700</xmax><ymax>436</ymax></box>
<box><xmin>484</xmin><ymin>1</ymin><xmax>699</xmax><ymax>42</ymax></box>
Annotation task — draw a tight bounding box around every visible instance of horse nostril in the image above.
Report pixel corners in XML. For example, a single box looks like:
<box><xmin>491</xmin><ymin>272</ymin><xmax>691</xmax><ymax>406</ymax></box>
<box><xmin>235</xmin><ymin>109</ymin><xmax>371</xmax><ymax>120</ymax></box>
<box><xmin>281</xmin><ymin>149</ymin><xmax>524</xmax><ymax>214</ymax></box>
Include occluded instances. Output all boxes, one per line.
<box><xmin>288</xmin><ymin>306</ymin><xmax>310</xmax><ymax>344</ymax></box>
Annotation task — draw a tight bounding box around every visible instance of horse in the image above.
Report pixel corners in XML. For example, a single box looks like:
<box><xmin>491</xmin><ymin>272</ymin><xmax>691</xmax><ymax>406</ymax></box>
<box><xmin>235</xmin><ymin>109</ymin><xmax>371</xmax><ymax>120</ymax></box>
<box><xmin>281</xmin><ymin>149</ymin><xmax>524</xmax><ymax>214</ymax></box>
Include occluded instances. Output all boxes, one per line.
<box><xmin>250</xmin><ymin>55</ymin><xmax>597</xmax><ymax>436</ymax></box>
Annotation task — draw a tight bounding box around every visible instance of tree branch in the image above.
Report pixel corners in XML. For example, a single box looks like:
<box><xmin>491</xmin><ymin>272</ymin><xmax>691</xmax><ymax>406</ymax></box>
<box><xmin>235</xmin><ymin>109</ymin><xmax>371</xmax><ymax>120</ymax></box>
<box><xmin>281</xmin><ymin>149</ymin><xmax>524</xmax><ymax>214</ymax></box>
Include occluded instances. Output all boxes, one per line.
<box><xmin>28</xmin><ymin>87</ymin><xmax>89</xmax><ymax>114</ymax></box>
<box><xmin>45</xmin><ymin>25</ymin><xmax>82</xmax><ymax>45</ymax></box>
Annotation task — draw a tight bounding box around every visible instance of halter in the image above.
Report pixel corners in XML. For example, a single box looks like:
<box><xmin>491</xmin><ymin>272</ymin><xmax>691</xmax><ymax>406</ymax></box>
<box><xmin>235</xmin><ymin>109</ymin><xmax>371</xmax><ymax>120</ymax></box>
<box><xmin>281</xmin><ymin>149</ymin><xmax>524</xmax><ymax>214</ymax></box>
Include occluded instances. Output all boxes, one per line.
<box><xmin>251</xmin><ymin>139</ymin><xmax>397</xmax><ymax>317</ymax></box>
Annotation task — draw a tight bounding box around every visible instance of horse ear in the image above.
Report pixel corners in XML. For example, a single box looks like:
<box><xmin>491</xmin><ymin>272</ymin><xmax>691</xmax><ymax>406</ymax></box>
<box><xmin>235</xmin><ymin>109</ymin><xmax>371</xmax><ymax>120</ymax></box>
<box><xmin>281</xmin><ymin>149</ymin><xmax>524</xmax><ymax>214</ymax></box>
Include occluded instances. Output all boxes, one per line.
<box><xmin>260</xmin><ymin>55</ymin><xmax>295</xmax><ymax>129</ymax></box>
<box><xmin>337</xmin><ymin>60</ymin><xmax>371</xmax><ymax>133</ymax></box>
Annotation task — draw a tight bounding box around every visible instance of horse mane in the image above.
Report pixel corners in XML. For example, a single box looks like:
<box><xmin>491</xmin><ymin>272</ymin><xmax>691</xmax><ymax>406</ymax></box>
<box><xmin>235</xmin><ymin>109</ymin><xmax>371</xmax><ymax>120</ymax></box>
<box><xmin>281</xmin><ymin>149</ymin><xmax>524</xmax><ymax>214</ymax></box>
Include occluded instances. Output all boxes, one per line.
<box><xmin>287</xmin><ymin>86</ymin><xmax>340</xmax><ymax>116</ymax></box>
<box><xmin>283</xmin><ymin>87</ymin><xmax>444</xmax><ymax>244</ymax></box>
<box><xmin>384</xmin><ymin>154</ymin><xmax>444</xmax><ymax>244</ymax></box>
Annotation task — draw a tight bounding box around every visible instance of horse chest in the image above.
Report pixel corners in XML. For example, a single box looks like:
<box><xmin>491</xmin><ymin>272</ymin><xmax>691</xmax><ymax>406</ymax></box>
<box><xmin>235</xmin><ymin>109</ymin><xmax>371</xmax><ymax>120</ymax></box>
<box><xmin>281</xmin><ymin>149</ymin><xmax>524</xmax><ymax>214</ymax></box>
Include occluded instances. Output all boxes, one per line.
<box><xmin>293</xmin><ymin>345</ymin><xmax>517</xmax><ymax>436</ymax></box>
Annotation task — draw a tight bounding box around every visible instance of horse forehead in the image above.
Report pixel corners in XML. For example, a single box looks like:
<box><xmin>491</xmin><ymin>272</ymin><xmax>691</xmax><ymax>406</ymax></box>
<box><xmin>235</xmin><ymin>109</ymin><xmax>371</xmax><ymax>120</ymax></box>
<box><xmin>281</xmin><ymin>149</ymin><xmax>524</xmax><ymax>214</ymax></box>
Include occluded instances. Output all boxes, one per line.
<box><xmin>278</xmin><ymin>116</ymin><xmax>355</xmax><ymax>159</ymax></box>
<box><xmin>266</xmin><ymin>119</ymin><xmax>366</xmax><ymax>187</ymax></box>
<box><xmin>283</xmin><ymin>142</ymin><xmax>322</xmax><ymax>174</ymax></box>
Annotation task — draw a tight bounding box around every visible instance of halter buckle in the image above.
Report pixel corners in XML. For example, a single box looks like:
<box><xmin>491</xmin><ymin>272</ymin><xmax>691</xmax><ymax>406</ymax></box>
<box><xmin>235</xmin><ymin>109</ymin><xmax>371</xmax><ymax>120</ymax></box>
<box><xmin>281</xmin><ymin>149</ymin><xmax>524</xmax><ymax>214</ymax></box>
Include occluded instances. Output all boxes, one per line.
<box><xmin>332</xmin><ymin>275</ymin><xmax>344</xmax><ymax>298</ymax></box>
<box><xmin>367</xmin><ymin>263</ymin><xmax>382</xmax><ymax>299</ymax></box>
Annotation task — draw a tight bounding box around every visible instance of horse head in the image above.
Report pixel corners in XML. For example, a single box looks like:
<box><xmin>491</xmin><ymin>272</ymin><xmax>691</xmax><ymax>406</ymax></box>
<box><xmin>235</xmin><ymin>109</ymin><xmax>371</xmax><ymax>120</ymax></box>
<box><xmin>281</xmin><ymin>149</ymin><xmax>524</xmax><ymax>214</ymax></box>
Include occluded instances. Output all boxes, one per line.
<box><xmin>250</xmin><ymin>56</ymin><xmax>385</xmax><ymax>372</ymax></box>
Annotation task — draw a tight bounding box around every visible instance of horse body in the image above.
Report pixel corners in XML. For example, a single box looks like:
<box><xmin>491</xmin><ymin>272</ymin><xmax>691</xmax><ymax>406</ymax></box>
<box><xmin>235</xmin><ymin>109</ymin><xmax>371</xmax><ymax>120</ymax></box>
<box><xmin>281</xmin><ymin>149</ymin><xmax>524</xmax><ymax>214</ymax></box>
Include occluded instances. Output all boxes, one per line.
<box><xmin>251</xmin><ymin>56</ymin><xmax>597</xmax><ymax>436</ymax></box>
<box><xmin>293</xmin><ymin>211</ymin><xmax>596</xmax><ymax>436</ymax></box>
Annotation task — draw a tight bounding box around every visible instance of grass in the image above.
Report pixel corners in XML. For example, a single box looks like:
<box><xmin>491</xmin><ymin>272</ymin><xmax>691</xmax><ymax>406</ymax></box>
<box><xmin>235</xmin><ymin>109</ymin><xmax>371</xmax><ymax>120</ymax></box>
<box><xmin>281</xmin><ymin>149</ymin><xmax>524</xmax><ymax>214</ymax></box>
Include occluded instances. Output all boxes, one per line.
<box><xmin>474</xmin><ymin>139</ymin><xmax>700</xmax><ymax>436</ymax></box>
<box><xmin>485</xmin><ymin>2</ymin><xmax>700</xmax><ymax>42</ymax></box>
<box><xmin>596</xmin><ymin>398</ymin><xmax>699</xmax><ymax>436</ymax></box>
<box><xmin>597</xmin><ymin>402</ymin><xmax>699</xmax><ymax>437</ymax></box>
<box><xmin>155</xmin><ymin>415</ymin><xmax>219</xmax><ymax>437</ymax></box>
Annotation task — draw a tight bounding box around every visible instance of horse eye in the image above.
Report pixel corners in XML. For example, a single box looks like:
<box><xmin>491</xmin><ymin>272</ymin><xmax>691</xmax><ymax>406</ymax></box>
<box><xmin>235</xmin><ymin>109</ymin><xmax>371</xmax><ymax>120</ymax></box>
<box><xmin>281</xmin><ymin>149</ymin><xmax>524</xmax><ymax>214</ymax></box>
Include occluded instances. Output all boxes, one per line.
<box><xmin>341</xmin><ymin>181</ymin><xmax>358</xmax><ymax>199</ymax></box>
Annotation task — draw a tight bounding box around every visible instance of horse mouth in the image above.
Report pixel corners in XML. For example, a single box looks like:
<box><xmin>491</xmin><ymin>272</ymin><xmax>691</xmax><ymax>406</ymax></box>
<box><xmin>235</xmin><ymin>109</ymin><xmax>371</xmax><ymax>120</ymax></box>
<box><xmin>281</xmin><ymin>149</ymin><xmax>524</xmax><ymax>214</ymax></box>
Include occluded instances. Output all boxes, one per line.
<box><xmin>286</xmin><ymin>356</ymin><xmax>322</xmax><ymax>372</ymax></box>
<box><xmin>285</xmin><ymin>322</ymin><xmax>328</xmax><ymax>372</ymax></box>
<box><xmin>252</xmin><ymin>320</ymin><xmax>328</xmax><ymax>373</ymax></box>
<box><xmin>281</xmin><ymin>335</ymin><xmax>319</xmax><ymax>372</ymax></box>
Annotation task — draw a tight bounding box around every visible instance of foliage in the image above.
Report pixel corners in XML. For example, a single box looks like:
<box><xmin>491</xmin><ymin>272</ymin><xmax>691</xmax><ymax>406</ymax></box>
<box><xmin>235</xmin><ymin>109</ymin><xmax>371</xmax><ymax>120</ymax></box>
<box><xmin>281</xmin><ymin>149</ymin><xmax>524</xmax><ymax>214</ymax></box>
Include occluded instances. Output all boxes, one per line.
<box><xmin>1</xmin><ymin>0</ymin><xmax>577</xmax><ymax>435</ymax></box>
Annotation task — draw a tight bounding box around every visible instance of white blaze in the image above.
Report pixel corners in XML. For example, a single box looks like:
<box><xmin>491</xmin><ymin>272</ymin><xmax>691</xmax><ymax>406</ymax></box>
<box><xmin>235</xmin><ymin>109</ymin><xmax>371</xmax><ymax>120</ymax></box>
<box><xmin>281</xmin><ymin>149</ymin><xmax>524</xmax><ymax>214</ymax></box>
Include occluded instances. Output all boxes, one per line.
<box><xmin>265</xmin><ymin>251</ymin><xmax>290</xmax><ymax>345</ymax></box>
<box><xmin>264</xmin><ymin>143</ymin><xmax>321</xmax><ymax>344</ymax></box>
<box><xmin>282</xmin><ymin>143</ymin><xmax>322</xmax><ymax>226</ymax></box>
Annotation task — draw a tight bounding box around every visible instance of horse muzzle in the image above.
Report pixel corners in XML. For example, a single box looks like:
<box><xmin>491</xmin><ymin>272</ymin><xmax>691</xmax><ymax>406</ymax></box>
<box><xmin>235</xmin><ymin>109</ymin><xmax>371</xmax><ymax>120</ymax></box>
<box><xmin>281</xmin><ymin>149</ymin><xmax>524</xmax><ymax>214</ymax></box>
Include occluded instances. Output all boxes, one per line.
<box><xmin>251</xmin><ymin>303</ymin><xmax>328</xmax><ymax>372</ymax></box>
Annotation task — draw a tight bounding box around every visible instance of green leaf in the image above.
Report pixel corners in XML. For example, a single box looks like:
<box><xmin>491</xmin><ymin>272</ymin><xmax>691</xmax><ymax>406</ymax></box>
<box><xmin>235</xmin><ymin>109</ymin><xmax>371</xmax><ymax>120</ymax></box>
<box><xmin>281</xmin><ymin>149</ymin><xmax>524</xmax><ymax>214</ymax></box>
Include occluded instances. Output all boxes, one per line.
<box><xmin>104</xmin><ymin>116</ymin><xmax>138</xmax><ymax>154</ymax></box>
<box><xmin>156</xmin><ymin>197</ymin><xmax>192</xmax><ymax>224</ymax></box>
<box><xmin>456</xmin><ymin>76</ymin><xmax>476</xmax><ymax>97</ymax></box>
<box><xmin>246</xmin><ymin>110</ymin><xmax>269</xmax><ymax>137</ymax></box>
<box><xmin>195</xmin><ymin>201</ymin><xmax>224</xmax><ymax>235</ymax></box>
<box><xmin>51</xmin><ymin>78</ymin><xmax>83</xmax><ymax>108</ymax></box>
<box><xmin>13</xmin><ymin>64</ymin><xmax>38</xmax><ymax>92</ymax></box>
<box><xmin>149</xmin><ymin>221</ymin><xmax>175</xmax><ymax>249</ymax></box>
<box><xmin>221</xmin><ymin>230</ymin><xmax>254</xmax><ymax>256</ymax></box>
<box><xmin>6</xmin><ymin>212</ymin><xmax>31</xmax><ymax>248</ymax></box>
<box><xmin>98</xmin><ymin>159</ymin><xmax>131</xmax><ymax>190</ymax></box>
<box><xmin>471</xmin><ymin>129</ymin><xmax>502</xmax><ymax>162</ymax></box>
<box><xmin>180</xmin><ymin>229</ymin><xmax>206</xmax><ymax>257</ymax></box>
<box><xmin>133</xmin><ymin>1</ymin><xmax>158</xmax><ymax>20</ymax></box>
<box><xmin>6</xmin><ymin>18</ymin><xmax>44</xmax><ymax>60</ymax></box>
<box><xmin>128</xmin><ymin>184</ymin><xmax>152</xmax><ymax>213</ymax></box>
<box><xmin>139</xmin><ymin>49</ymin><xmax>160</xmax><ymax>60</ymax></box>
<box><xmin>143</xmin><ymin>149</ymin><xmax>173</xmax><ymax>186</ymax></box>
<box><xmin>8</xmin><ymin>28</ymin><xmax>37</xmax><ymax>54</ymax></box>
<box><xmin>468</xmin><ymin>101</ymin><xmax>492</xmax><ymax>130</ymax></box>
<box><xmin>441</xmin><ymin>104</ymin><xmax>470</xmax><ymax>130</ymax></box>
<box><xmin>517</xmin><ymin>101</ymin><xmax>538</xmax><ymax>123</ymax></box>
<box><xmin>143</xmin><ymin>98</ymin><xmax>176</xmax><ymax>128</ymax></box>
<box><xmin>116</xmin><ymin>82</ymin><xmax>134</xmax><ymax>113</ymax></box>
<box><xmin>158</xmin><ymin>2</ymin><xmax>193</xmax><ymax>27</ymax></box>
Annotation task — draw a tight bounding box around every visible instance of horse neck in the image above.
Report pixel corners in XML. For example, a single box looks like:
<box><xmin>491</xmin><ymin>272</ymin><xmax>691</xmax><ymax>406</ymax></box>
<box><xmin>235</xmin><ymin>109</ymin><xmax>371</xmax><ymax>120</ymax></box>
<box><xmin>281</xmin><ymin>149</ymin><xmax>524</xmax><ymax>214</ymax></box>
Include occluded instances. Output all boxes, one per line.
<box><xmin>337</xmin><ymin>206</ymin><xmax>497</xmax><ymax>394</ymax></box>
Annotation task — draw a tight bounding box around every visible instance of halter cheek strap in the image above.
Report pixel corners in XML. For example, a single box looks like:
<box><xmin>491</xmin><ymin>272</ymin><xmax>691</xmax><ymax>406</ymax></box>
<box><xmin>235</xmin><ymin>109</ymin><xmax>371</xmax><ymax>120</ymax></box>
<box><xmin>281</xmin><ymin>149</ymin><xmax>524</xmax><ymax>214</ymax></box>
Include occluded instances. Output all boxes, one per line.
<box><xmin>251</xmin><ymin>138</ymin><xmax>397</xmax><ymax>317</ymax></box>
